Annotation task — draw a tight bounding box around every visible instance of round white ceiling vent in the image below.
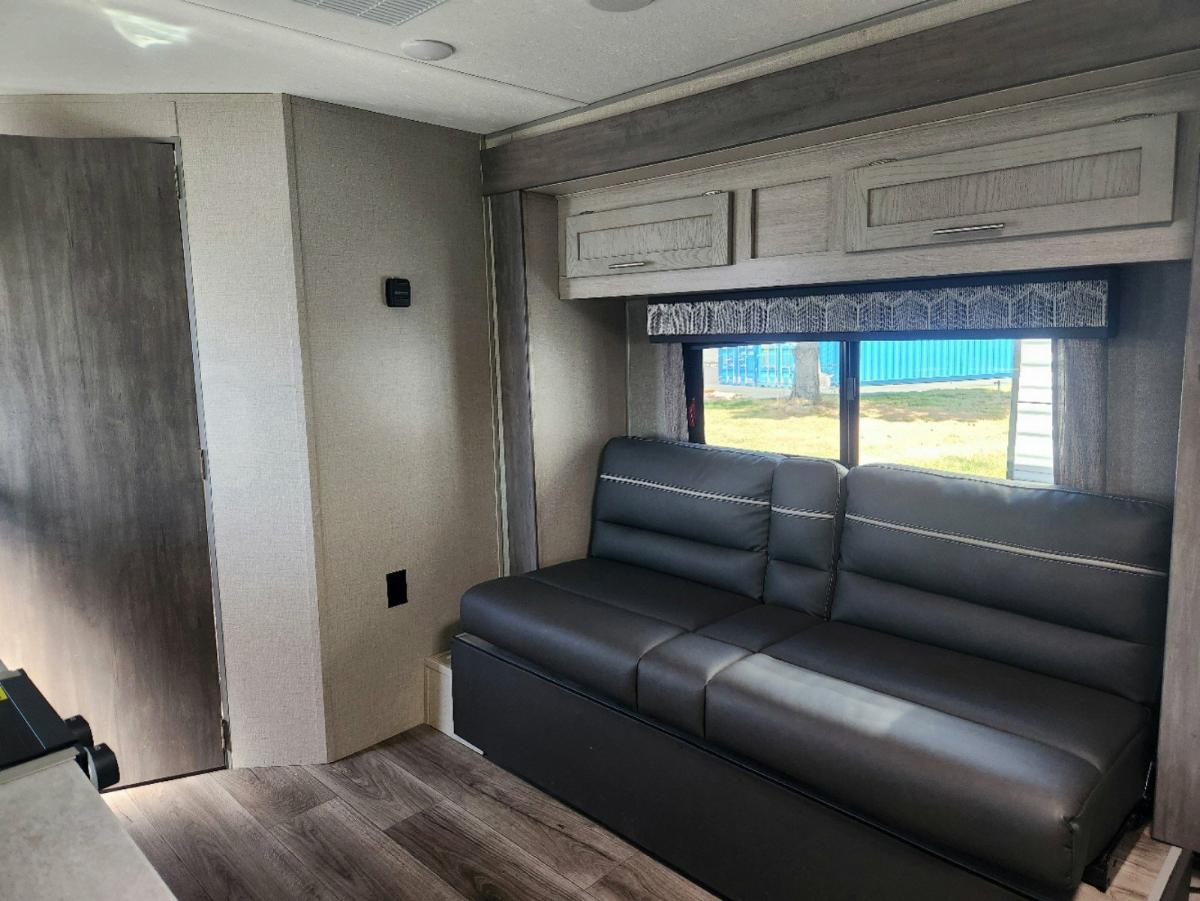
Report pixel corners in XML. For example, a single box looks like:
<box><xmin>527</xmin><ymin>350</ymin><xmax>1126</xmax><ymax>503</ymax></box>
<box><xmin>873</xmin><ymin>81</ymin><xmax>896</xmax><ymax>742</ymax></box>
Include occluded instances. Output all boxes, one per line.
<box><xmin>400</xmin><ymin>39</ymin><xmax>456</xmax><ymax>60</ymax></box>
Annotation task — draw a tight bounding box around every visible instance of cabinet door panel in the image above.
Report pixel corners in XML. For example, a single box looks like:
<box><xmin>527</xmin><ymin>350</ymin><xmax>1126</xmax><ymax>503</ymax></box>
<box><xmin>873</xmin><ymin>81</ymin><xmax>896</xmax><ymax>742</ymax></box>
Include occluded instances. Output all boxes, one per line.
<box><xmin>564</xmin><ymin>193</ymin><xmax>730</xmax><ymax>277</ymax></box>
<box><xmin>753</xmin><ymin>177</ymin><xmax>833</xmax><ymax>258</ymax></box>
<box><xmin>846</xmin><ymin>115</ymin><xmax>1177</xmax><ymax>252</ymax></box>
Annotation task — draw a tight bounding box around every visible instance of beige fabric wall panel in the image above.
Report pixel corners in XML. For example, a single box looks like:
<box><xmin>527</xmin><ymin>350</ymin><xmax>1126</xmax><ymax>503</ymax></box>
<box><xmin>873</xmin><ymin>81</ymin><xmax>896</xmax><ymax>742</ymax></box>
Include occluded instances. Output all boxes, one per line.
<box><xmin>0</xmin><ymin>95</ymin><xmax>177</xmax><ymax>139</ymax></box>
<box><xmin>523</xmin><ymin>193</ymin><xmax>627</xmax><ymax>568</ymax></box>
<box><xmin>287</xmin><ymin>98</ymin><xmax>499</xmax><ymax>761</ymax></box>
<box><xmin>176</xmin><ymin>96</ymin><xmax>329</xmax><ymax>767</ymax></box>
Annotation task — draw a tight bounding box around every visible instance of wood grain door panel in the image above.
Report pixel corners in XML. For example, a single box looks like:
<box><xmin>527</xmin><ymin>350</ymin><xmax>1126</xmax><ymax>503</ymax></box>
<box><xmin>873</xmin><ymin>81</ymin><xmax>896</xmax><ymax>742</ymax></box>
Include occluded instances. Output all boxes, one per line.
<box><xmin>0</xmin><ymin>135</ymin><xmax>223</xmax><ymax>785</ymax></box>
<box><xmin>563</xmin><ymin>193</ymin><xmax>731</xmax><ymax>278</ymax></box>
<box><xmin>751</xmin><ymin>177</ymin><xmax>833</xmax><ymax>258</ymax></box>
<box><xmin>846</xmin><ymin>115</ymin><xmax>1178</xmax><ymax>251</ymax></box>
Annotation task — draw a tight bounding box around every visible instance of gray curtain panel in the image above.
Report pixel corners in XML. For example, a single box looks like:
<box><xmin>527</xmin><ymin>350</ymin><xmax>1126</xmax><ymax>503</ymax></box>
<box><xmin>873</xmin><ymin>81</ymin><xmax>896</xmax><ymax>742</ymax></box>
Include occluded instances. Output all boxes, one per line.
<box><xmin>626</xmin><ymin>299</ymin><xmax>688</xmax><ymax>441</ymax></box>
<box><xmin>1052</xmin><ymin>339</ymin><xmax>1108</xmax><ymax>492</ymax></box>
<box><xmin>661</xmin><ymin>342</ymin><xmax>689</xmax><ymax>441</ymax></box>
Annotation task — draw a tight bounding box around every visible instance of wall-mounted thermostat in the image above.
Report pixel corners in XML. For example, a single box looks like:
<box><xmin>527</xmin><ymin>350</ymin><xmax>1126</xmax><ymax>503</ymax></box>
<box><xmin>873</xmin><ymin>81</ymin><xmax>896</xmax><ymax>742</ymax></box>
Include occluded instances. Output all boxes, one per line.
<box><xmin>385</xmin><ymin>278</ymin><xmax>411</xmax><ymax>308</ymax></box>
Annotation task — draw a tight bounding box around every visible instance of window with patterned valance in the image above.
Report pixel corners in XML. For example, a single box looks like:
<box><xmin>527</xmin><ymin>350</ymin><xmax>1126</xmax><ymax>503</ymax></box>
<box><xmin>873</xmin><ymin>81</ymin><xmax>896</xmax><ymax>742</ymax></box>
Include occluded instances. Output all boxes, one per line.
<box><xmin>648</xmin><ymin>268</ymin><xmax>1115</xmax><ymax>493</ymax></box>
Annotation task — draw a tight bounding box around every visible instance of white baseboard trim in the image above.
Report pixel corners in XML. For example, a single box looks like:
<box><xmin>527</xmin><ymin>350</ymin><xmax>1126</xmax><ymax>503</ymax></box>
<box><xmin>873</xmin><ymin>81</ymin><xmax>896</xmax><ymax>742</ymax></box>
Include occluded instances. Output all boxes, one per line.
<box><xmin>423</xmin><ymin>651</ymin><xmax>480</xmax><ymax>754</ymax></box>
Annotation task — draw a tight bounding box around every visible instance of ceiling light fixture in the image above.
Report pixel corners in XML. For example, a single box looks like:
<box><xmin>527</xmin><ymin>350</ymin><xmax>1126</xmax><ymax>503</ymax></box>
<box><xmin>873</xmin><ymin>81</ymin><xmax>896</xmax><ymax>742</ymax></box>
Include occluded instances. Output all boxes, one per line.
<box><xmin>400</xmin><ymin>39</ymin><xmax>456</xmax><ymax>61</ymax></box>
<box><xmin>103</xmin><ymin>9</ymin><xmax>191</xmax><ymax>48</ymax></box>
<box><xmin>587</xmin><ymin>0</ymin><xmax>655</xmax><ymax>10</ymax></box>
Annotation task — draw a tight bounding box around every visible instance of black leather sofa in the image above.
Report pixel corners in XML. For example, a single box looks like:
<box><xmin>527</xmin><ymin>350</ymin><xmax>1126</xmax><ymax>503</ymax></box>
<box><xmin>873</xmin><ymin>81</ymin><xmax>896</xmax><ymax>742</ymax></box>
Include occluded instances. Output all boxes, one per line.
<box><xmin>453</xmin><ymin>437</ymin><xmax>1172</xmax><ymax>901</ymax></box>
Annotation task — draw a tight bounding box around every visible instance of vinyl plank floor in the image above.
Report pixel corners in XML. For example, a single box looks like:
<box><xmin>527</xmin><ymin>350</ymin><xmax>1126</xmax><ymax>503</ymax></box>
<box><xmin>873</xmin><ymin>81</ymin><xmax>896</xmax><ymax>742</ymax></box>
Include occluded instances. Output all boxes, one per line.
<box><xmin>119</xmin><ymin>773</ymin><xmax>337</xmax><ymax>900</ymax></box>
<box><xmin>387</xmin><ymin>799</ymin><xmax>589</xmax><ymax>901</ymax></box>
<box><xmin>271</xmin><ymin>798</ymin><xmax>462</xmax><ymax>901</ymax></box>
<box><xmin>306</xmin><ymin>742</ymin><xmax>443</xmax><ymax>830</ymax></box>
<box><xmin>587</xmin><ymin>853</ymin><xmax>721</xmax><ymax>901</ymax></box>
<box><xmin>384</xmin><ymin>725</ymin><xmax>635</xmax><ymax>888</ymax></box>
<box><xmin>212</xmin><ymin>764</ymin><xmax>334</xmax><ymax>828</ymax></box>
<box><xmin>104</xmin><ymin>789</ymin><xmax>215</xmax><ymax>901</ymax></box>
<box><xmin>106</xmin><ymin>726</ymin><xmax>712</xmax><ymax>901</ymax></box>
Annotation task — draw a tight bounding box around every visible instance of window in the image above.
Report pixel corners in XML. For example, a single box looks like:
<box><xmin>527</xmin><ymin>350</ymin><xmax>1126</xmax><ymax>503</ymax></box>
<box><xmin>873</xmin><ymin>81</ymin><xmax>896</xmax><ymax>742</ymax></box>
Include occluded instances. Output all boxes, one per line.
<box><xmin>699</xmin><ymin>343</ymin><xmax>842</xmax><ymax>460</ymax></box>
<box><xmin>691</xmin><ymin>338</ymin><xmax>1054</xmax><ymax>482</ymax></box>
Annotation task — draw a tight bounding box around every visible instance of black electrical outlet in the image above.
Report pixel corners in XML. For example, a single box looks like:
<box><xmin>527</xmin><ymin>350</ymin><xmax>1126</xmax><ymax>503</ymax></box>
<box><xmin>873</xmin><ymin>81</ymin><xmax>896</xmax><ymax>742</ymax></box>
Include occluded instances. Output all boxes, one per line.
<box><xmin>386</xmin><ymin>569</ymin><xmax>408</xmax><ymax>607</ymax></box>
<box><xmin>384</xmin><ymin>277</ymin><xmax>411</xmax><ymax>308</ymax></box>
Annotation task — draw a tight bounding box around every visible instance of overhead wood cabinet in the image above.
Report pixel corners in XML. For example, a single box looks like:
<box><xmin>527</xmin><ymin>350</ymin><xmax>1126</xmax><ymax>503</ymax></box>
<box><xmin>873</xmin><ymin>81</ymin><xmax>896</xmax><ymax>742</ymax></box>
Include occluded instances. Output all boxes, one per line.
<box><xmin>845</xmin><ymin>115</ymin><xmax>1179</xmax><ymax>252</ymax></box>
<box><xmin>563</xmin><ymin>192</ymin><xmax>731</xmax><ymax>278</ymax></box>
<box><xmin>553</xmin><ymin>74</ymin><xmax>1199</xmax><ymax>299</ymax></box>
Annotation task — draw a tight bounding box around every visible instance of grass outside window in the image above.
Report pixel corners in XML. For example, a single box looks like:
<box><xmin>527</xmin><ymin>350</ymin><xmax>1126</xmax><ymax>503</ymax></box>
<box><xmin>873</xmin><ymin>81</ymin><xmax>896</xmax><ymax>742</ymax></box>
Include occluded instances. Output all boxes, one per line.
<box><xmin>704</xmin><ymin>385</ymin><xmax>1012</xmax><ymax>478</ymax></box>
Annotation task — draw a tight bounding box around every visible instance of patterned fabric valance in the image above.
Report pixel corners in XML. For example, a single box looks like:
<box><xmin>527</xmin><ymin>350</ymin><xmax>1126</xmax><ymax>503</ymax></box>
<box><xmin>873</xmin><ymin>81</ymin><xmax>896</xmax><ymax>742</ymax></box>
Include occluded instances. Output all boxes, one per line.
<box><xmin>647</xmin><ymin>270</ymin><xmax>1113</xmax><ymax>342</ymax></box>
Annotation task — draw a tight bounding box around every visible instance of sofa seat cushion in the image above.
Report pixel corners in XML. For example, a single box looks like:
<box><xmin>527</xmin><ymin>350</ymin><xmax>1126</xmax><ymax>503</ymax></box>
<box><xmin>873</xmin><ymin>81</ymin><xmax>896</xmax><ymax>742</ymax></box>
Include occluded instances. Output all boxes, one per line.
<box><xmin>638</xmin><ymin>634</ymin><xmax>751</xmax><ymax>736</ymax></box>
<box><xmin>706</xmin><ymin>650</ymin><xmax>1153</xmax><ymax>890</ymax></box>
<box><xmin>461</xmin><ymin>559</ymin><xmax>760</xmax><ymax>708</ymax></box>
<box><xmin>527</xmin><ymin>558</ymin><xmax>756</xmax><ymax>630</ymax></box>
<box><xmin>460</xmin><ymin>575</ymin><xmax>684</xmax><ymax>706</ymax></box>
<box><xmin>761</xmin><ymin>623</ymin><xmax>1151</xmax><ymax>770</ymax></box>
<box><xmin>696</xmin><ymin>604</ymin><xmax>822</xmax><ymax>652</ymax></box>
<box><xmin>637</xmin><ymin>607</ymin><xmax>823</xmax><ymax>735</ymax></box>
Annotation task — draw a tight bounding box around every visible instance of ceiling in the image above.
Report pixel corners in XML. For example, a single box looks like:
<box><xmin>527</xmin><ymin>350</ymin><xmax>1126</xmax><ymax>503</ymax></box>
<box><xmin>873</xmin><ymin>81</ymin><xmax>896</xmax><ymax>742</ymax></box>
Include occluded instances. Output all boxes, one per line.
<box><xmin>1</xmin><ymin>0</ymin><xmax>936</xmax><ymax>134</ymax></box>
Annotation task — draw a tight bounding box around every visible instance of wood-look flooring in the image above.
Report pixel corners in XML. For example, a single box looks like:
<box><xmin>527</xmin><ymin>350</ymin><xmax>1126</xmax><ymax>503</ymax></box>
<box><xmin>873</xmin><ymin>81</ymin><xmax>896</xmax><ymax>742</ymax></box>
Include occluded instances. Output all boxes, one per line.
<box><xmin>103</xmin><ymin>725</ymin><xmax>717</xmax><ymax>901</ymax></box>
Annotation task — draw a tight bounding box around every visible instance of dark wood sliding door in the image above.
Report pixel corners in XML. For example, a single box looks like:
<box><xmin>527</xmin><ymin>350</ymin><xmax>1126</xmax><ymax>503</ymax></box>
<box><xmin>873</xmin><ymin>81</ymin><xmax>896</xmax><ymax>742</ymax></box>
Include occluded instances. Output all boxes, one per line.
<box><xmin>0</xmin><ymin>136</ymin><xmax>223</xmax><ymax>785</ymax></box>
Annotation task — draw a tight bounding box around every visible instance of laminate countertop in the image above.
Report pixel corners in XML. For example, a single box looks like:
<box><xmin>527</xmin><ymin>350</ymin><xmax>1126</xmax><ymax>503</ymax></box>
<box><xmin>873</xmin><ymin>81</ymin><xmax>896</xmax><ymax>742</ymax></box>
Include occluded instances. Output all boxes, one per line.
<box><xmin>0</xmin><ymin>747</ymin><xmax>173</xmax><ymax>900</ymax></box>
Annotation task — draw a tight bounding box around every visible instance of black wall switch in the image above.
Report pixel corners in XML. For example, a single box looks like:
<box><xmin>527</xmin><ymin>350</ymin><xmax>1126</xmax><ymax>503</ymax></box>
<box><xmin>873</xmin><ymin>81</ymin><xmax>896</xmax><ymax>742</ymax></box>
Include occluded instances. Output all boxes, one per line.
<box><xmin>385</xmin><ymin>278</ymin><xmax>411</xmax><ymax>308</ymax></box>
<box><xmin>386</xmin><ymin>569</ymin><xmax>408</xmax><ymax>607</ymax></box>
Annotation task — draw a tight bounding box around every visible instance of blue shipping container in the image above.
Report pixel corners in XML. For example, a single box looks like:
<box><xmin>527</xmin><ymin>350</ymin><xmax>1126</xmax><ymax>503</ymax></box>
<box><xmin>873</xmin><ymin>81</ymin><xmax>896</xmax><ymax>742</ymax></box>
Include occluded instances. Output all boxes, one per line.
<box><xmin>716</xmin><ymin>340</ymin><xmax>1015</xmax><ymax>389</ymax></box>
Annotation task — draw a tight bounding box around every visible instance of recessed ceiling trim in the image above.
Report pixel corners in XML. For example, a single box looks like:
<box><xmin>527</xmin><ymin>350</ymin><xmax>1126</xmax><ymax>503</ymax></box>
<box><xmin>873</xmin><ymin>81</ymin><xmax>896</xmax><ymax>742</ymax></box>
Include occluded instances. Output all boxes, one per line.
<box><xmin>485</xmin><ymin>0</ymin><xmax>1027</xmax><ymax>145</ymax></box>
<box><xmin>291</xmin><ymin>0</ymin><xmax>450</xmax><ymax>27</ymax></box>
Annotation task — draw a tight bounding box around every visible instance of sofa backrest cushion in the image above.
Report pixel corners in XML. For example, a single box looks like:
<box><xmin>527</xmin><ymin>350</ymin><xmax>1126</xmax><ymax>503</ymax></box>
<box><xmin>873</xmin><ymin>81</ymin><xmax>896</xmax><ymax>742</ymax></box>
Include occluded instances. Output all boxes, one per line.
<box><xmin>764</xmin><ymin>457</ymin><xmax>847</xmax><ymax>615</ymax></box>
<box><xmin>590</xmin><ymin>438</ymin><xmax>777</xmax><ymax>598</ymax></box>
<box><xmin>833</xmin><ymin>464</ymin><xmax>1172</xmax><ymax>703</ymax></box>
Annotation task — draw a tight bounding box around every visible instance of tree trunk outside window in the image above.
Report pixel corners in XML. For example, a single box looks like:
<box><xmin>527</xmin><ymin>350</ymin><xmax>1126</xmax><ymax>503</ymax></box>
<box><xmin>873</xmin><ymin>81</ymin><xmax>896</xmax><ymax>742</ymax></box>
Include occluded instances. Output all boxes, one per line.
<box><xmin>791</xmin><ymin>343</ymin><xmax>822</xmax><ymax>404</ymax></box>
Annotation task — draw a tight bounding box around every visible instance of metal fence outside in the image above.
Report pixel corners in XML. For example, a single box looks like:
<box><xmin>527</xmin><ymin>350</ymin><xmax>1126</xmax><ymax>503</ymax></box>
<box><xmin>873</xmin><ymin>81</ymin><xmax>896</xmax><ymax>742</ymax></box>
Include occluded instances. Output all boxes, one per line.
<box><xmin>717</xmin><ymin>340</ymin><xmax>1016</xmax><ymax>388</ymax></box>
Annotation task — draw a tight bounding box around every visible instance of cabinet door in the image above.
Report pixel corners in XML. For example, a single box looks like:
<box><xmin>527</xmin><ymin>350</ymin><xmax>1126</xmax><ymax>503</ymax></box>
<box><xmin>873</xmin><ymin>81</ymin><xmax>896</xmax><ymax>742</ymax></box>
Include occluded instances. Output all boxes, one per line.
<box><xmin>845</xmin><ymin>115</ymin><xmax>1178</xmax><ymax>252</ymax></box>
<box><xmin>564</xmin><ymin>193</ymin><xmax>731</xmax><ymax>278</ymax></box>
<box><xmin>751</xmin><ymin>177</ymin><xmax>833</xmax><ymax>258</ymax></box>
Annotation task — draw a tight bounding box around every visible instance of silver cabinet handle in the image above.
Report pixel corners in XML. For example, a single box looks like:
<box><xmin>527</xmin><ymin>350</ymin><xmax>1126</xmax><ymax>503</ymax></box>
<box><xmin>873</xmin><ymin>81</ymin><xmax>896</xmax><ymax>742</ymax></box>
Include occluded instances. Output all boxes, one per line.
<box><xmin>609</xmin><ymin>261</ymin><xmax>650</xmax><ymax>269</ymax></box>
<box><xmin>932</xmin><ymin>223</ymin><xmax>1006</xmax><ymax>236</ymax></box>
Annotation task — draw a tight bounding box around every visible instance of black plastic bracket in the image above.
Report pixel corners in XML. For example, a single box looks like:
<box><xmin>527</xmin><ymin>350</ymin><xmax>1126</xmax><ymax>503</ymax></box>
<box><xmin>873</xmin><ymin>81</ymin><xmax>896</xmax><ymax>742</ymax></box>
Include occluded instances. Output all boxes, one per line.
<box><xmin>1081</xmin><ymin>805</ymin><xmax>1151</xmax><ymax>892</ymax></box>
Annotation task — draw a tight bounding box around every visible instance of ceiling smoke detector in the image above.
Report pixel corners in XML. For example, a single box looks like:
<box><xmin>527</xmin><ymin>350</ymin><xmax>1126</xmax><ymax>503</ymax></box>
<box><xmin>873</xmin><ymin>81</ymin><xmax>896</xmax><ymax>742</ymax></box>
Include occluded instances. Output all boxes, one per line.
<box><xmin>290</xmin><ymin>0</ymin><xmax>449</xmax><ymax>27</ymax></box>
<box><xmin>587</xmin><ymin>0</ymin><xmax>656</xmax><ymax>10</ymax></box>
